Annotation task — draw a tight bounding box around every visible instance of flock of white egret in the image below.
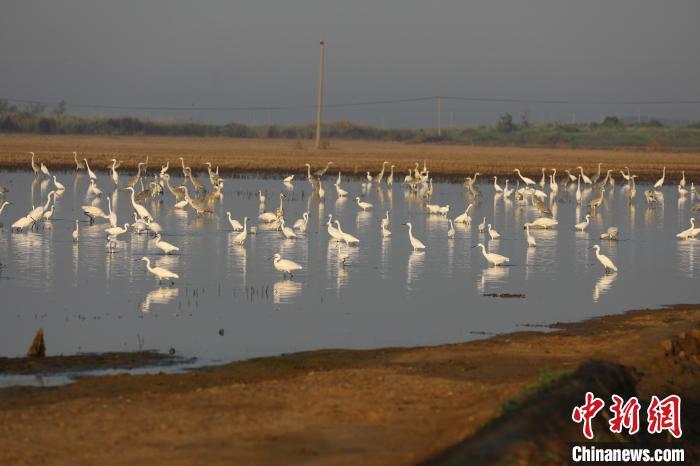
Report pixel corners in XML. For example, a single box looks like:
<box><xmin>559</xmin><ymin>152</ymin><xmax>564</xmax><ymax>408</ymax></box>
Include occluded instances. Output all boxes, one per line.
<box><xmin>0</xmin><ymin>152</ymin><xmax>698</xmax><ymax>289</ymax></box>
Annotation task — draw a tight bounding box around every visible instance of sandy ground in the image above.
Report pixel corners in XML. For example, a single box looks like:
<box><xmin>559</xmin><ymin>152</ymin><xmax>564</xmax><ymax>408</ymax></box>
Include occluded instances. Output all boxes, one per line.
<box><xmin>1</xmin><ymin>304</ymin><xmax>698</xmax><ymax>465</ymax></box>
<box><xmin>0</xmin><ymin>134</ymin><xmax>699</xmax><ymax>180</ymax></box>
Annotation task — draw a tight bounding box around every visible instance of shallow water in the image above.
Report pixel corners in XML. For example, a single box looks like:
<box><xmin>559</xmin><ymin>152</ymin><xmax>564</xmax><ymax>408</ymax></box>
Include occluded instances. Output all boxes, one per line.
<box><xmin>0</xmin><ymin>169</ymin><xmax>698</xmax><ymax>372</ymax></box>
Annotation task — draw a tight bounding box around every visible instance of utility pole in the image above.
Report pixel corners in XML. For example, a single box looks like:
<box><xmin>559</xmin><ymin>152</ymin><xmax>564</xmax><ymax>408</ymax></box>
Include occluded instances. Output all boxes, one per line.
<box><xmin>315</xmin><ymin>41</ymin><xmax>325</xmax><ymax>149</ymax></box>
<box><xmin>437</xmin><ymin>97</ymin><xmax>442</xmax><ymax>136</ymax></box>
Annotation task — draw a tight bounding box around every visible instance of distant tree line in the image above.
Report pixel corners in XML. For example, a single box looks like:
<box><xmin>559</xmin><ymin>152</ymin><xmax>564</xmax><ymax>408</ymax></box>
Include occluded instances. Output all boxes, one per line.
<box><xmin>1</xmin><ymin>100</ymin><xmax>700</xmax><ymax>149</ymax></box>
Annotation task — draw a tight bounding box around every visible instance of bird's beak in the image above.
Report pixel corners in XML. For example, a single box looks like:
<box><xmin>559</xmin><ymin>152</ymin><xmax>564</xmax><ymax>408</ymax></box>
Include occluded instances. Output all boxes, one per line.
<box><xmin>471</xmin><ymin>245</ymin><xmax>477</xmax><ymax>248</ymax></box>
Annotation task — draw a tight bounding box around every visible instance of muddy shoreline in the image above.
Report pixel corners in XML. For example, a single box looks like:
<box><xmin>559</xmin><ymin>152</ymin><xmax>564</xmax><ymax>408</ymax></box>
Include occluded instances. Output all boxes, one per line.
<box><xmin>1</xmin><ymin>133</ymin><xmax>699</xmax><ymax>180</ymax></box>
<box><xmin>1</xmin><ymin>304</ymin><xmax>698</xmax><ymax>465</ymax></box>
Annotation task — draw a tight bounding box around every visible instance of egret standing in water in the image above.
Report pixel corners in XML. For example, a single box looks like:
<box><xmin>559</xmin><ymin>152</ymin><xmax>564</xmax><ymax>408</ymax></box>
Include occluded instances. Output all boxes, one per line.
<box><xmin>404</xmin><ymin>222</ymin><xmax>426</xmax><ymax>251</ymax></box>
<box><xmin>271</xmin><ymin>253</ymin><xmax>302</xmax><ymax>278</ymax></box>
<box><xmin>72</xmin><ymin>220</ymin><xmax>80</xmax><ymax>242</ymax></box>
<box><xmin>654</xmin><ymin>166</ymin><xmax>666</xmax><ymax>190</ymax></box>
<box><xmin>447</xmin><ymin>219</ymin><xmax>455</xmax><ymax>239</ymax></box>
<box><xmin>355</xmin><ymin>197</ymin><xmax>373</xmax><ymax>211</ymax></box>
<box><xmin>141</xmin><ymin>257</ymin><xmax>179</xmax><ymax>284</ymax></box>
<box><xmin>591</xmin><ymin>245</ymin><xmax>618</xmax><ymax>274</ymax></box>
<box><xmin>525</xmin><ymin>224</ymin><xmax>536</xmax><ymax>247</ymax></box>
<box><xmin>233</xmin><ymin>217</ymin><xmax>248</xmax><ymax>245</ymax></box>
<box><xmin>473</xmin><ymin>243</ymin><xmax>510</xmax><ymax>266</ymax></box>
<box><xmin>575</xmin><ymin>214</ymin><xmax>591</xmax><ymax>232</ymax></box>
<box><xmin>225</xmin><ymin>212</ymin><xmax>243</xmax><ymax>231</ymax></box>
<box><xmin>513</xmin><ymin>169</ymin><xmax>535</xmax><ymax>186</ymax></box>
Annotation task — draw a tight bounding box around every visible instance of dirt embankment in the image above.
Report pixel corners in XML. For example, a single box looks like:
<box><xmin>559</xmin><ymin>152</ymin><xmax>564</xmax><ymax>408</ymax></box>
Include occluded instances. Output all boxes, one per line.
<box><xmin>0</xmin><ymin>133</ymin><xmax>699</xmax><ymax>180</ymax></box>
<box><xmin>0</xmin><ymin>304</ymin><xmax>698</xmax><ymax>465</ymax></box>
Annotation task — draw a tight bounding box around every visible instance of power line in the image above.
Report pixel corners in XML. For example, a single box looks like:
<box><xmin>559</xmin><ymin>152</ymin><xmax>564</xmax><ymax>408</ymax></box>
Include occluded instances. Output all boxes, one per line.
<box><xmin>2</xmin><ymin>95</ymin><xmax>700</xmax><ymax>112</ymax></box>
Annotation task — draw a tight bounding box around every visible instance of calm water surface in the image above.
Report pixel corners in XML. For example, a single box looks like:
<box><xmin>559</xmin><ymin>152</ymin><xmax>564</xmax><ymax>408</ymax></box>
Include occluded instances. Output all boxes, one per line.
<box><xmin>0</xmin><ymin>170</ymin><xmax>697</xmax><ymax>370</ymax></box>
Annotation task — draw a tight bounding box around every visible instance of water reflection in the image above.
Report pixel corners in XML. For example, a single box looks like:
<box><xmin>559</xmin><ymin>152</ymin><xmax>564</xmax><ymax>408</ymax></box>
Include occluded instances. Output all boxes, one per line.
<box><xmin>406</xmin><ymin>251</ymin><xmax>425</xmax><ymax>289</ymax></box>
<box><xmin>593</xmin><ymin>273</ymin><xmax>617</xmax><ymax>302</ymax></box>
<box><xmin>477</xmin><ymin>266</ymin><xmax>509</xmax><ymax>294</ymax></box>
<box><xmin>273</xmin><ymin>279</ymin><xmax>302</xmax><ymax>304</ymax></box>
<box><xmin>141</xmin><ymin>286</ymin><xmax>179</xmax><ymax>313</ymax></box>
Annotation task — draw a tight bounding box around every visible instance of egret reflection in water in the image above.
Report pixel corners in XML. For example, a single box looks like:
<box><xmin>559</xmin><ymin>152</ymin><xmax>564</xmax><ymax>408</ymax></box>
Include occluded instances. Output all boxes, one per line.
<box><xmin>0</xmin><ymin>167</ymin><xmax>698</xmax><ymax>365</ymax></box>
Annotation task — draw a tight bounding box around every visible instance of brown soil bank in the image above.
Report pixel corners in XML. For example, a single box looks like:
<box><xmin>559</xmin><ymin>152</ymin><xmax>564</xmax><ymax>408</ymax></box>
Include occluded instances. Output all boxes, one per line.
<box><xmin>1</xmin><ymin>134</ymin><xmax>699</xmax><ymax>180</ymax></box>
<box><xmin>1</xmin><ymin>305</ymin><xmax>698</xmax><ymax>465</ymax></box>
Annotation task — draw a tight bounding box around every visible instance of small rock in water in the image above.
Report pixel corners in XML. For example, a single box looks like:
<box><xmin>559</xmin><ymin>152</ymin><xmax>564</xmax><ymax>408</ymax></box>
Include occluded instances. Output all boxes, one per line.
<box><xmin>27</xmin><ymin>328</ymin><xmax>46</xmax><ymax>357</ymax></box>
<box><xmin>218</xmin><ymin>328</ymin><xmax>225</xmax><ymax>336</ymax></box>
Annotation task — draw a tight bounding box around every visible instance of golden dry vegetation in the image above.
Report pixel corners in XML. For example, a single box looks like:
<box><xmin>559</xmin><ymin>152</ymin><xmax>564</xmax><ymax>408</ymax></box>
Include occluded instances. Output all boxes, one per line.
<box><xmin>0</xmin><ymin>133</ymin><xmax>699</xmax><ymax>181</ymax></box>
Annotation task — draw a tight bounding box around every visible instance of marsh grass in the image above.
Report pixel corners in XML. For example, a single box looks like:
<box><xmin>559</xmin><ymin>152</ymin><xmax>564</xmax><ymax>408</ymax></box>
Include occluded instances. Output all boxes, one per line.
<box><xmin>0</xmin><ymin>133</ymin><xmax>698</xmax><ymax>180</ymax></box>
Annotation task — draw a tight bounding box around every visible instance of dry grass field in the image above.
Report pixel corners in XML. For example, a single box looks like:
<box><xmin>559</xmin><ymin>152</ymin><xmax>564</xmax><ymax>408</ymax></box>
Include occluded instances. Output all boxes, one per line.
<box><xmin>1</xmin><ymin>133</ymin><xmax>699</xmax><ymax>181</ymax></box>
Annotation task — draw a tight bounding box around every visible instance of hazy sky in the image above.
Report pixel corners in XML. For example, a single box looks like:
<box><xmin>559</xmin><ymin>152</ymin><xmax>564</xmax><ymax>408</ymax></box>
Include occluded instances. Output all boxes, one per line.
<box><xmin>2</xmin><ymin>0</ymin><xmax>699</xmax><ymax>127</ymax></box>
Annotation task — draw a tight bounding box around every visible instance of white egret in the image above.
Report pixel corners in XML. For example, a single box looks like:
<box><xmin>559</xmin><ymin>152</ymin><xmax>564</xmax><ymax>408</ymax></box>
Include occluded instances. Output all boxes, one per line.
<box><xmin>258</xmin><ymin>190</ymin><xmax>266</xmax><ymax>205</ymax></box>
<box><xmin>226</xmin><ymin>212</ymin><xmax>243</xmax><ymax>231</ymax></box>
<box><xmin>575</xmin><ymin>214</ymin><xmax>591</xmax><ymax>231</ymax></box>
<box><xmin>620</xmin><ymin>167</ymin><xmax>631</xmax><ymax>181</ymax></box>
<box><xmin>283</xmin><ymin>174</ymin><xmax>294</xmax><ymax>184</ymax></box>
<box><xmin>87</xmin><ymin>179</ymin><xmax>102</xmax><ymax>197</ymax></box>
<box><xmin>525</xmin><ymin>224</ymin><xmax>536</xmax><ymax>247</ymax></box>
<box><xmin>29</xmin><ymin>191</ymin><xmax>56</xmax><ymax>224</ymax></box>
<box><xmin>146</xmin><ymin>219</ymin><xmax>162</xmax><ymax>236</ymax></box>
<box><xmin>233</xmin><ymin>217</ymin><xmax>248</xmax><ymax>245</ymax></box>
<box><xmin>366</xmin><ymin>172</ymin><xmax>373</xmax><ymax>184</ymax></box>
<box><xmin>474</xmin><ymin>243</ymin><xmax>509</xmax><ymax>266</ymax></box>
<box><xmin>52</xmin><ymin>175</ymin><xmax>65</xmax><ymax>191</ymax></box>
<box><xmin>387</xmin><ymin>165</ymin><xmax>395</xmax><ymax>187</ymax></box>
<box><xmin>355</xmin><ymin>197</ymin><xmax>373</xmax><ymax>211</ymax></box>
<box><xmin>73</xmin><ymin>152</ymin><xmax>84</xmax><ymax>171</ymax></box>
<box><xmin>335</xmin><ymin>183</ymin><xmax>348</xmax><ymax>197</ymax></box>
<box><xmin>11</xmin><ymin>215</ymin><xmax>34</xmax><ymax>232</ymax></box>
<box><xmin>81</xmin><ymin>205</ymin><xmax>107</xmax><ymax>224</ymax></box>
<box><xmin>105</xmin><ymin>223</ymin><xmax>130</xmax><ymax>238</ymax></box>
<box><xmin>106</xmin><ymin>197</ymin><xmax>117</xmax><ymax>228</ymax></box>
<box><xmin>293</xmin><ymin>212</ymin><xmax>309</xmax><ymax>231</ymax></box>
<box><xmin>380</xmin><ymin>211</ymin><xmax>390</xmax><ymax>229</ymax></box>
<box><xmin>676</xmin><ymin>218</ymin><xmax>698</xmax><ymax>239</ymax></box>
<box><xmin>678</xmin><ymin>184</ymin><xmax>688</xmax><ymax>197</ymax></box>
<box><xmin>125</xmin><ymin>186</ymin><xmax>153</xmax><ymax>221</ymax></box>
<box><xmin>279</xmin><ymin>218</ymin><xmax>298</xmax><ymax>239</ymax></box>
<box><xmin>141</xmin><ymin>257</ymin><xmax>179</xmax><ymax>284</ymax></box>
<box><xmin>381</xmin><ymin>222</ymin><xmax>392</xmax><ymax>237</ymax></box>
<box><xmin>447</xmin><ymin>219</ymin><xmax>455</xmax><ymax>239</ymax></box>
<box><xmin>29</xmin><ymin>152</ymin><xmax>40</xmax><ymax>176</ymax></box>
<box><xmin>502</xmin><ymin>180</ymin><xmax>513</xmax><ymax>198</ymax></box>
<box><xmin>326</xmin><ymin>215</ymin><xmax>343</xmax><ymax>241</ymax></box>
<box><xmin>539</xmin><ymin>168</ymin><xmax>546</xmax><ymax>188</ymax></box>
<box><xmin>0</xmin><ymin>200</ymin><xmax>10</xmax><ymax>218</ymax></box>
<box><xmin>454</xmin><ymin>204</ymin><xmax>473</xmax><ymax>224</ymax></box>
<box><xmin>577</xmin><ymin>166</ymin><xmax>592</xmax><ymax>184</ymax></box>
<box><xmin>271</xmin><ymin>253</ymin><xmax>303</xmax><ymax>277</ymax></box>
<box><xmin>40</xmin><ymin>162</ymin><xmax>50</xmax><ymax>178</ymax></box>
<box><xmin>160</xmin><ymin>161</ymin><xmax>169</xmax><ymax>176</ymax></box>
<box><xmin>478</xmin><ymin>217</ymin><xmax>487</xmax><ymax>233</ymax></box>
<box><xmin>154</xmin><ymin>234</ymin><xmax>179</xmax><ymax>254</ymax></box>
<box><xmin>404</xmin><ymin>222</ymin><xmax>426</xmax><ymax>251</ymax></box>
<box><xmin>526</xmin><ymin>218</ymin><xmax>558</xmax><ymax>229</ymax></box>
<box><xmin>679</xmin><ymin>170</ymin><xmax>686</xmax><ymax>188</ymax></box>
<box><xmin>72</xmin><ymin>220</ymin><xmax>80</xmax><ymax>242</ymax></box>
<box><xmin>132</xmin><ymin>213</ymin><xmax>147</xmax><ymax>234</ymax></box>
<box><xmin>334</xmin><ymin>220</ymin><xmax>359</xmax><ymax>245</ymax></box>
<box><xmin>576</xmin><ymin>175</ymin><xmax>582</xmax><ymax>204</ymax></box>
<box><xmin>42</xmin><ymin>205</ymin><xmax>55</xmax><ymax>221</ymax></box>
<box><xmin>437</xmin><ymin>205</ymin><xmax>450</xmax><ymax>217</ymax></box>
<box><xmin>549</xmin><ymin>170</ymin><xmax>559</xmax><ymax>196</ymax></box>
<box><xmin>110</xmin><ymin>159</ymin><xmax>119</xmax><ymax>186</ymax></box>
<box><xmin>487</xmin><ymin>224</ymin><xmax>501</xmax><ymax>240</ymax></box>
<box><xmin>592</xmin><ymin>245</ymin><xmax>618</xmax><ymax>274</ymax></box>
<box><xmin>84</xmin><ymin>159</ymin><xmax>97</xmax><ymax>181</ymax></box>
<box><xmin>258</xmin><ymin>211</ymin><xmax>278</xmax><ymax>223</ymax></box>
<box><xmin>565</xmin><ymin>169</ymin><xmax>577</xmax><ymax>182</ymax></box>
<box><xmin>600</xmin><ymin>227</ymin><xmax>619</xmax><ymax>240</ymax></box>
<box><xmin>493</xmin><ymin>176</ymin><xmax>503</xmax><ymax>193</ymax></box>
<box><xmin>513</xmin><ymin>169</ymin><xmax>535</xmax><ymax>185</ymax></box>
<box><xmin>654</xmin><ymin>166</ymin><xmax>666</xmax><ymax>190</ymax></box>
